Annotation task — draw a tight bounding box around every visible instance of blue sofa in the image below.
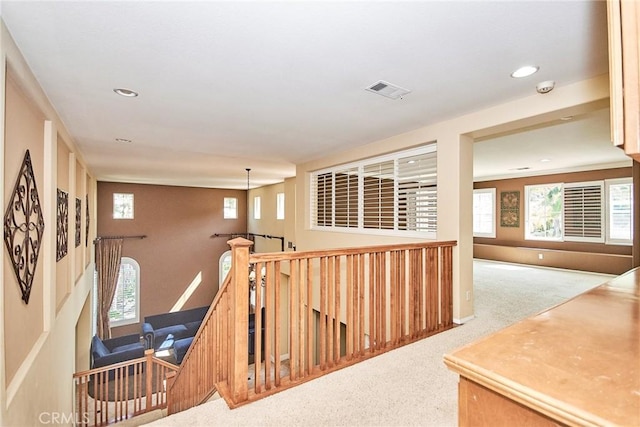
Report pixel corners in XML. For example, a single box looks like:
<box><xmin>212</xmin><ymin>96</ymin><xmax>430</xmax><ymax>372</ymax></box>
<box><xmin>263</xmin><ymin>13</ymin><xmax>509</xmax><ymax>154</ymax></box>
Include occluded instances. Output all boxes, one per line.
<box><xmin>91</xmin><ymin>333</ymin><xmax>145</xmax><ymax>372</ymax></box>
<box><xmin>142</xmin><ymin>306</ymin><xmax>208</xmax><ymax>350</ymax></box>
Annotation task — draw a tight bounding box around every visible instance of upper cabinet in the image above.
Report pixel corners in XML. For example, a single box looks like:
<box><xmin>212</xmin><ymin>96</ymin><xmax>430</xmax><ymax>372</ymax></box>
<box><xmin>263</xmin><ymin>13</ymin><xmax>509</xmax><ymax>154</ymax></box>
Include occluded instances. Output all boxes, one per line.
<box><xmin>608</xmin><ymin>0</ymin><xmax>640</xmax><ymax>157</ymax></box>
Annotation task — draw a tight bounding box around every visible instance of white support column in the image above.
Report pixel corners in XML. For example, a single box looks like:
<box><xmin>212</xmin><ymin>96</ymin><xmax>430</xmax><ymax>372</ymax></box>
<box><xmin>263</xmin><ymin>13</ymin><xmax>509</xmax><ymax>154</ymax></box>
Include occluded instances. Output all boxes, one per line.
<box><xmin>43</xmin><ymin>120</ymin><xmax>57</xmax><ymax>330</ymax></box>
<box><xmin>437</xmin><ymin>130</ymin><xmax>475</xmax><ymax>323</ymax></box>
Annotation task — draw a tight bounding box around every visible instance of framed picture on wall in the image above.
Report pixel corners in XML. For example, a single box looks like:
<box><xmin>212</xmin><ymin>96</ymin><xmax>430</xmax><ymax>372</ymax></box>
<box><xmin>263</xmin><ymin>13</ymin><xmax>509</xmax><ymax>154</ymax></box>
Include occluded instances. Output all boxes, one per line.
<box><xmin>500</xmin><ymin>191</ymin><xmax>520</xmax><ymax>227</ymax></box>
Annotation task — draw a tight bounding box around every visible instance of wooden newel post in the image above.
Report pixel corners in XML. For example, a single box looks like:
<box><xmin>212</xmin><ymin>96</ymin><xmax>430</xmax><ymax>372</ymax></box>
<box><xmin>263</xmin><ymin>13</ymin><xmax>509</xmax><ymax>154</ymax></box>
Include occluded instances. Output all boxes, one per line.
<box><xmin>165</xmin><ymin>371</ymin><xmax>176</xmax><ymax>414</ymax></box>
<box><xmin>228</xmin><ymin>237</ymin><xmax>253</xmax><ymax>404</ymax></box>
<box><xmin>145</xmin><ymin>349</ymin><xmax>154</xmax><ymax>409</ymax></box>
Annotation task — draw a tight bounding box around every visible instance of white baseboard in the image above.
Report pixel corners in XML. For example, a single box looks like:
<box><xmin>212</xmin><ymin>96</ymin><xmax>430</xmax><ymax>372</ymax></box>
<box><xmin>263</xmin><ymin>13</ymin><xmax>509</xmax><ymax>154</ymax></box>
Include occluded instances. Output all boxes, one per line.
<box><xmin>270</xmin><ymin>353</ymin><xmax>290</xmax><ymax>364</ymax></box>
<box><xmin>453</xmin><ymin>315</ymin><xmax>475</xmax><ymax>325</ymax></box>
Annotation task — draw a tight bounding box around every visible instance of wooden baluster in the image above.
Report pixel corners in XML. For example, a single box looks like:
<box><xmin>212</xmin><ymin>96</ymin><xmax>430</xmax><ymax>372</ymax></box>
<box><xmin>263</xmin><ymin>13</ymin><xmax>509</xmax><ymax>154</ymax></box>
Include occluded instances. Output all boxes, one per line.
<box><xmin>334</xmin><ymin>255</ymin><xmax>341</xmax><ymax>364</ymax></box>
<box><xmin>346</xmin><ymin>254</ymin><xmax>353</xmax><ymax>361</ymax></box>
<box><xmin>327</xmin><ymin>256</ymin><xmax>334</xmax><ymax>366</ymax></box>
<box><xmin>274</xmin><ymin>261</ymin><xmax>282</xmax><ymax>386</ymax></box>
<box><xmin>367</xmin><ymin>253</ymin><xmax>376</xmax><ymax>353</ymax></box>
<box><xmin>298</xmin><ymin>258</ymin><xmax>305</xmax><ymax>378</ymax></box>
<box><xmin>290</xmin><ymin>259</ymin><xmax>298</xmax><ymax>381</ymax></box>
<box><xmin>399</xmin><ymin>250</ymin><xmax>405</xmax><ymax>342</ymax></box>
<box><xmin>418</xmin><ymin>248</ymin><xmax>425</xmax><ymax>336</ymax></box>
<box><xmin>264</xmin><ymin>261</ymin><xmax>272</xmax><ymax>390</ymax></box>
<box><xmin>359</xmin><ymin>253</ymin><xmax>365</xmax><ymax>356</ymax></box>
<box><xmin>306</xmin><ymin>258</ymin><xmax>313</xmax><ymax>374</ymax></box>
<box><xmin>390</xmin><ymin>251</ymin><xmax>397</xmax><ymax>345</ymax></box>
<box><xmin>145</xmin><ymin>349</ymin><xmax>153</xmax><ymax>412</ymax></box>
<box><xmin>378</xmin><ymin>252</ymin><xmax>387</xmax><ymax>349</ymax></box>
<box><xmin>255</xmin><ymin>261</ymin><xmax>263</xmax><ymax>394</ymax></box>
<box><xmin>320</xmin><ymin>256</ymin><xmax>327</xmax><ymax>369</ymax></box>
<box><xmin>441</xmin><ymin>245</ymin><xmax>453</xmax><ymax>327</ymax></box>
<box><xmin>427</xmin><ymin>247</ymin><xmax>438</xmax><ymax>331</ymax></box>
<box><xmin>410</xmin><ymin>249</ymin><xmax>417</xmax><ymax>339</ymax></box>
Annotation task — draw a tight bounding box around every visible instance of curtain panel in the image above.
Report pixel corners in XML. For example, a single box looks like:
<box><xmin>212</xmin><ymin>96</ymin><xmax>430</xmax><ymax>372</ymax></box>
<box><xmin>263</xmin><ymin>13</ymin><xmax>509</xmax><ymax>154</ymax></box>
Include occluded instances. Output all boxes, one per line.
<box><xmin>95</xmin><ymin>238</ymin><xmax>123</xmax><ymax>339</ymax></box>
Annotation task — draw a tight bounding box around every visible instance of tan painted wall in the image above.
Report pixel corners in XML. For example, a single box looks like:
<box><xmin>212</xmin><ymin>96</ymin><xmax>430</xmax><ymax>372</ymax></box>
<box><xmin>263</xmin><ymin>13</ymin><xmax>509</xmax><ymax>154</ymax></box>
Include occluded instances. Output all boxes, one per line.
<box><xmin>75</xmin><ymin>160</ymin><xmax>86</xmax><ymax>282</ymax></box>
<box><xmin>474</xmin><ymin>167</ymin><xmax>632</xmax><ymax>253</ymax></box>
<box><xmin>97</xmin><ymin>182</ymin><xmax>247</xmax><ymax>337</ymax></box>
<box><xmin>3</xmin><ymin>69</ymin><xmax>46</xmax><ymax>386</ymax></box>
<box><xmin>247</xmin><ymin>182</ymin><xmax>286</xmax><ymax>253</ymax></box>
<box><xmin>1</xmin><ymin>21</ymin><xmax>96</xmax><ymax>427</ymax></box>
<box><xmin>473</xmin><ymin>167</ymin><xmax>633</xmax><ymax>274</ymax></box>
<box><xmin>75</xmin><ymin>293</ymin><xmax>92</xmax><ymax>372</ymax></box>
<box><xmin>86</xmin><ymin>174</ymin><xmax>95</xmax><ymax>268</ymax></box>
<box><xmin>56</xmin><ymin>136</ymin><xmax>71</xmax><ymax>311</ymax></box>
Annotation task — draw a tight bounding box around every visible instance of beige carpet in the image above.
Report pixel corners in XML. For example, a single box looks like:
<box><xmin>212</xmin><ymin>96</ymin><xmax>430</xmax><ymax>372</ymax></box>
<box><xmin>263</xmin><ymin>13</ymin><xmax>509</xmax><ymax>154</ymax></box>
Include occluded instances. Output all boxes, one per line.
<box><xmin>145</xmin><ymin>260</ymin><xmax>611</xmax><ymax>427</ymax></box>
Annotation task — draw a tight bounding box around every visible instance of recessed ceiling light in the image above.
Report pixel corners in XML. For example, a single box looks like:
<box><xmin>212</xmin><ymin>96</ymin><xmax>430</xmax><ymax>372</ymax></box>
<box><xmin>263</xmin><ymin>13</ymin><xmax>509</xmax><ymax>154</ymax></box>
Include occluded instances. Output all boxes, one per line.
<box><xmin>510</xmin><ymin>66</ymin><xmax>539</xmax><ymax>78</ymax></box>
<box><xmin>113</xmin><ymin>88</ymin><xmax>139</xmax><ymax>97</ymax></box>
<box><xmin>540</xmin><ymin>158</ymin><xmax>551</xmax><ymax>163</ymax></box>
<box><xmin>115</xmin><ymin>138</ymin><xmax>132</xmax><ymax>143</ymax></box>
<box><xmin>560</xmin><ymin>116</ymin><xmax>573</xmax><ymax>121</ymax></box>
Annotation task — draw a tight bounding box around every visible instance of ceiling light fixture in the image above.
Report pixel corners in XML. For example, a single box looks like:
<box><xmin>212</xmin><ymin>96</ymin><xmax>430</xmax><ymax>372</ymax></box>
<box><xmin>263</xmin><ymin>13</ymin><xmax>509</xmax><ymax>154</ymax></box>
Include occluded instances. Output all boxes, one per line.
<box><xmin>560</xmin><ymin>116</ymin><xmax>574</xmax><ymax>121</ymax></box>
<box><xmin>540</xmin><ymin>158</ymin><xmax>551</xmax><ymax>163</ymax></box>
<box><xmin>510</xmin><ymin>65</ymin><xmax>539</xmax><ymax>78</ymax></box>
<box><xmin>115</xmin><ymin>138</ymin><xmax>132</xmax><ymax>143</ymax></box>
<box><xmin>113</xmin><ymin>88</ymin><xmax>139</xmax><ymax>97</ymax></box>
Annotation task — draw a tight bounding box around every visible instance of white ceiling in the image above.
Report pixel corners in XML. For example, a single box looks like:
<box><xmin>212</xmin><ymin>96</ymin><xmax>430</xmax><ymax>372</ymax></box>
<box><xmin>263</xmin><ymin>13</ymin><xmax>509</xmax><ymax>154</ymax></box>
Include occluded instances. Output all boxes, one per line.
<box><xmin>0</xmin><ymin>0</ymin><xmax>629</xmax><ymax>188</ymax></box>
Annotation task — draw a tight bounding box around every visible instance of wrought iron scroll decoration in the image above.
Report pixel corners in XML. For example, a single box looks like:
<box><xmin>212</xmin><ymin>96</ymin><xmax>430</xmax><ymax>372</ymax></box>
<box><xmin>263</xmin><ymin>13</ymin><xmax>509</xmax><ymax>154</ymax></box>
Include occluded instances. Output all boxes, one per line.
<box><xmin>85</xmin><ymin>194</ymin><xmax>90</xmax><ymax>247</ymax></box>
<box><xmin>75</xmin><ymin>197</ymin><xmax>81</xmax><ymax>247</ymax></box>
<box><xmin>3</xmin><ymin>150</ymin><xmax>45</xmax><ymax>304</ymax></box>
<box><xmin>57</xmin><ymin>189</ymin><xmax>68</xmax><ymax>261</ymax></box>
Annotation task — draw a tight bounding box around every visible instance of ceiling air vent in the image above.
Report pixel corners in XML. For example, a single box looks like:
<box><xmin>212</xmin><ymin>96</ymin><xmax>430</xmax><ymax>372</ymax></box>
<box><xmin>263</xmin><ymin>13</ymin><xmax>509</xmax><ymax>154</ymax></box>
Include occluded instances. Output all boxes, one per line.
<box><xmin>365</xmin><ymin>80</ymin><xmax>411</xmax><ymax>99</ymax></box>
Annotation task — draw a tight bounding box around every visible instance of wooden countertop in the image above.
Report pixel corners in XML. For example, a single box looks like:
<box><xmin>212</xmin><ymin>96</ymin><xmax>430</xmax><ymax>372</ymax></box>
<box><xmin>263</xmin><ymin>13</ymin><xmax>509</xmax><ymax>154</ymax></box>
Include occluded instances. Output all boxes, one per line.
<box><xmin>444</xmin><ymin>268</ymin><xmax>640</xmax><ymax>426</ymax></box>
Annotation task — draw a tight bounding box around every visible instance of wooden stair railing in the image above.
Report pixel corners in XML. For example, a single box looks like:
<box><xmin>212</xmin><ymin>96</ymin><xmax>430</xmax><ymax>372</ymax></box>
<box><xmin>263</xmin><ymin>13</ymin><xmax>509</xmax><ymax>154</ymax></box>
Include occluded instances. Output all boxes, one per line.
<box><xmin>244</xmin><ymin>240</ymin><xmax>456</xmax><ymax>405</ymax></box>
<box><xmin>166</xmin><ymin>237</ymin><xmax>252</xmax><ymax>414</ymax></box>
<box><xmin>73</xmin><ymin>349</ymin><xmax>178</xmax><ymax>426</ymax></box>
<box><xmin>167</xmin><ymin>238</ymin><xmax>457</xmax><ymax>413</ymax></box>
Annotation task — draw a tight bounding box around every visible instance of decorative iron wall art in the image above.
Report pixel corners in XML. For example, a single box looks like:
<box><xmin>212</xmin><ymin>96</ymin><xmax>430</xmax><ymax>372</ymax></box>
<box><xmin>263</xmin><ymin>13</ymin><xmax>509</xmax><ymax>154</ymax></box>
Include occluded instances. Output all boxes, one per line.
<box><xmin>3</xmin><ymin>150</ymin><xmax>45</xmax><ymax>304</ymax></box>
<box><xmin>57</xmin><ymin>189</ymin><xmax>68</xmax><ymax>261</ymax></box>
<box><xmin>85</xmin><ymin>194</ymin><xmax>90</xmax><ymax>247</ymax></box>
<box><xmin>500</xmin><ymin>190</ymin><xmax>520</xmax><ymax>227</ymax></box>
<box><xmin>75</xmin><ymin>197</ymin><xmax>82</xmax><ymax>247</ymax></box>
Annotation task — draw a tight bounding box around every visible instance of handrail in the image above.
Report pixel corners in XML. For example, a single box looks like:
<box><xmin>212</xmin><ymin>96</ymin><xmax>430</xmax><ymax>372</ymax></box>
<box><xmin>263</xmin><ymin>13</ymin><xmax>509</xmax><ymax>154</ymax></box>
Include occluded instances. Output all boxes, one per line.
<box><xmin>73</xmin><ymin>349</ymin><xmax>178</xmax><ymax>426</ymax></box>
<box><xmin>249</xmin><ymin>240</ymin><xmax>458</xmax><ymax>261</ymax></box>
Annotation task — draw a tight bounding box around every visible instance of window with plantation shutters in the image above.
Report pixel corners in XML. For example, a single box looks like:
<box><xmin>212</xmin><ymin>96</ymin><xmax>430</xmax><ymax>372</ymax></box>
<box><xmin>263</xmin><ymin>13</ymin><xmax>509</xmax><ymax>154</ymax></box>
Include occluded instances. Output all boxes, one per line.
<box><xmin>363</xmin><ymin>161</ymin><xmax>394</xmax><ymax>230</ymax></box>
<box><xmin>310</xmin><ymin>143</ymin><xmax>437</xmax><ymax>236</ymax></box>
<box><xmin>397</xmin><ymin>150</ymin><xmax>437</xmax><ymax>233</ymax></box>
<box><xmin>335</xmin><ymin>167</ymin><xmax>359</xmax><ymax>228</ymax></box>
<box><xmin>563</xmin><ymin>182</ymin><xmax>604</xmax><ymax>242</ymax></box>
<box><xmin>606</xmin><ymin>178</ymin><xmax>633</xmax><ymax>244</ymax></box>
<box><xmin>315</xmin><ymin>172</ymin><xmax>333</xmax><ymax>226</ymax></box>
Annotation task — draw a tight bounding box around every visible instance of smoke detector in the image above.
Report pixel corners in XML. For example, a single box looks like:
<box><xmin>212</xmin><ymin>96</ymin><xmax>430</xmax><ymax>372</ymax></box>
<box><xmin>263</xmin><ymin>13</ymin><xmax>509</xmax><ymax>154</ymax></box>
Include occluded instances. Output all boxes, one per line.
<box><xmin>365</xmin><ymin>80</ymin><xmax>411</xmax><ymax>99</ymax></box>
<box><xmin>536</xmin><ymin>80</ymin><xmax>555</xmax><ymax>94</ymax></box>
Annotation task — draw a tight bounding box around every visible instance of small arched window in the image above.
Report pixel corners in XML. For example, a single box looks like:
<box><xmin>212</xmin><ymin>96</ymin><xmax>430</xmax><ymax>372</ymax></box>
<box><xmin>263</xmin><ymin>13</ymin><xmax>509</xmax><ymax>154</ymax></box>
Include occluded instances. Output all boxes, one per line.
<box><xmin>219</xmin><ymin>250</ymin><xmax>232</xmax><ymax>285</ymax></box>
<box><xmin>109</xmin><ymin>257</ymin><xmax>140</xmax><ymax>326</ymax></box>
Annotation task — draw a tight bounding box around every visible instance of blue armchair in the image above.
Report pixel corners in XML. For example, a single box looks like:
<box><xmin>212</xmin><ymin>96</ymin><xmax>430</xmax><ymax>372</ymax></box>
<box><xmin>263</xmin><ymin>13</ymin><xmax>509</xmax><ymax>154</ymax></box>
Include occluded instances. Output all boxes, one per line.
<box><xmin>91</xmin><ymin>334</ymin><xmax>145</xmax><ymax>370</ymax></box>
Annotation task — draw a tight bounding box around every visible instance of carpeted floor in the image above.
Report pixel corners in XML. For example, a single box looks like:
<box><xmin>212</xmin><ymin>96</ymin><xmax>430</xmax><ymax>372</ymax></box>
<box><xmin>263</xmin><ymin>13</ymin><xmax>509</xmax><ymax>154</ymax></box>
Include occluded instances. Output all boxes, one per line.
<box><xmin>145</xmin><ymin>260</ymin><xmax>611</xmax><ymax>427</ymax></box>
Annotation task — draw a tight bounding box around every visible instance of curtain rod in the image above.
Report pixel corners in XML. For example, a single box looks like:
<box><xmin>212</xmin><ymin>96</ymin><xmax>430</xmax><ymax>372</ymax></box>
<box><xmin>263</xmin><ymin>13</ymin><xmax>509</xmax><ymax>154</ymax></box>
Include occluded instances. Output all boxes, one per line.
<box><xmin>93</xmin><ymin>235</ymin><xmax>147</xmax><ymax>244</ymax></box>
<box><xmin>211</xmin><ymin>232</ymin><xmax>285</xmax><ymax>251</ymax></box>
